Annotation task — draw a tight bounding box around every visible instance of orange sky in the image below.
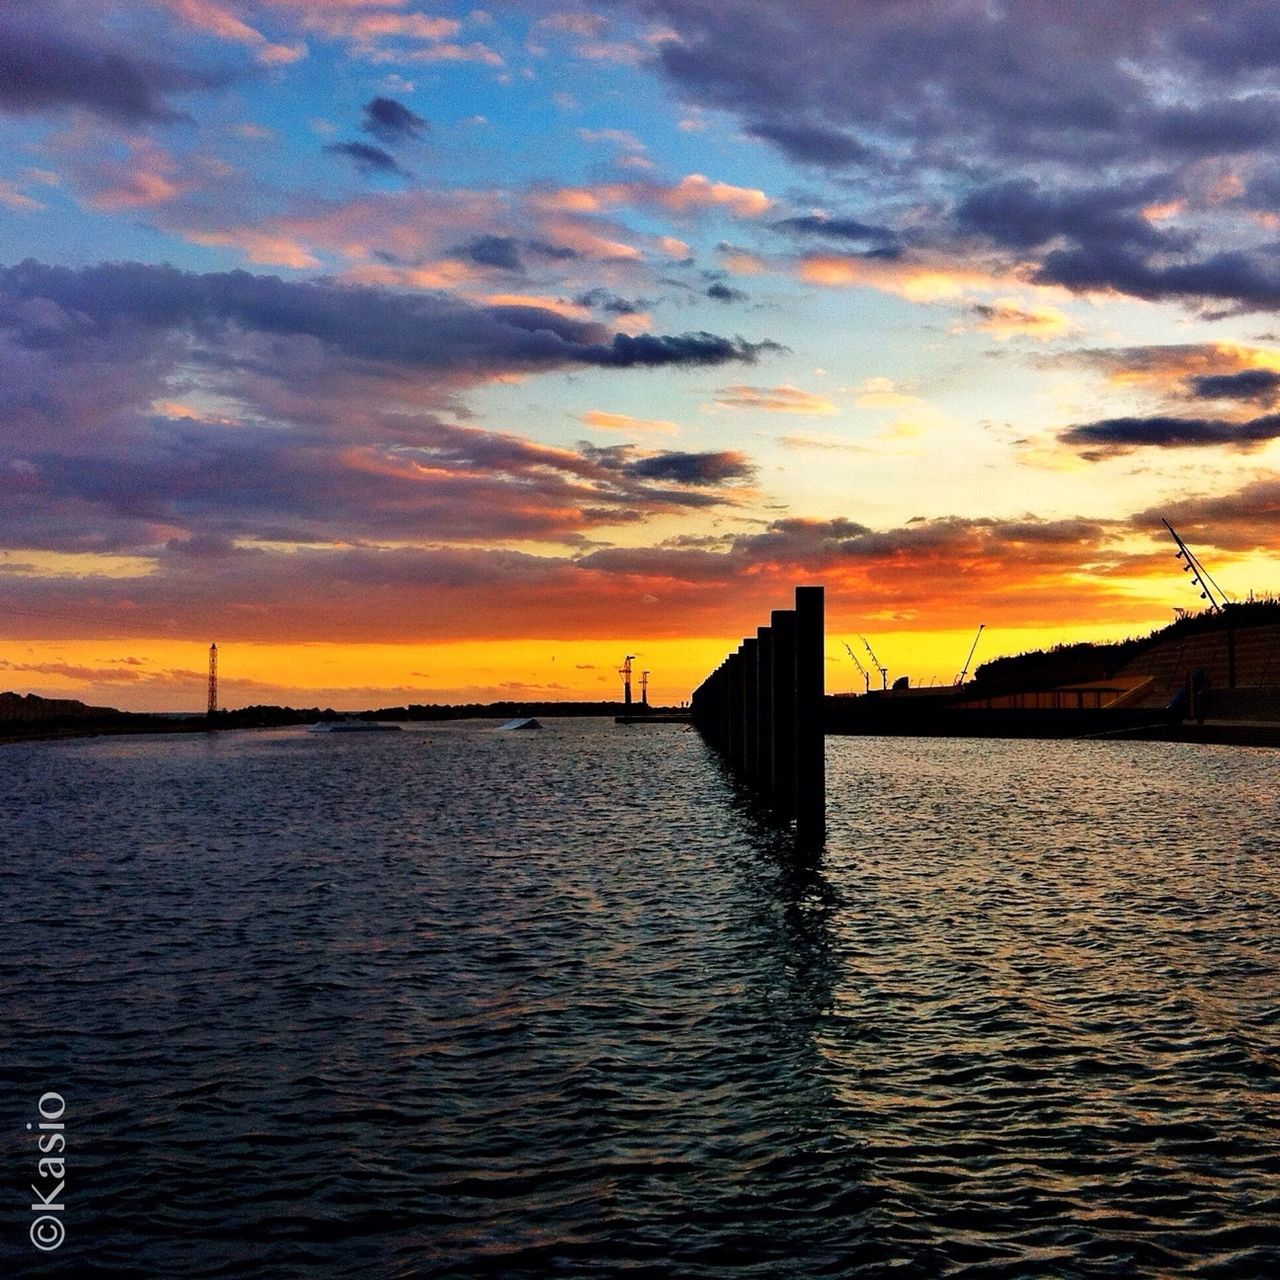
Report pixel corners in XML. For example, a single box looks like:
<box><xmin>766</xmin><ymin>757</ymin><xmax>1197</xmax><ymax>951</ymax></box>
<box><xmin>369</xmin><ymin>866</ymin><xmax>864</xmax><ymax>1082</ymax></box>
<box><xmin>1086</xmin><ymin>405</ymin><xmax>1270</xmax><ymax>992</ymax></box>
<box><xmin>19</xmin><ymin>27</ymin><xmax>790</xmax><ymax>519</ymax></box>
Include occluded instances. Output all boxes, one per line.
<box><xmin>3</xmin><ymin>3</ymin><xmax>1280</xmax><ymax>710</ymax></box>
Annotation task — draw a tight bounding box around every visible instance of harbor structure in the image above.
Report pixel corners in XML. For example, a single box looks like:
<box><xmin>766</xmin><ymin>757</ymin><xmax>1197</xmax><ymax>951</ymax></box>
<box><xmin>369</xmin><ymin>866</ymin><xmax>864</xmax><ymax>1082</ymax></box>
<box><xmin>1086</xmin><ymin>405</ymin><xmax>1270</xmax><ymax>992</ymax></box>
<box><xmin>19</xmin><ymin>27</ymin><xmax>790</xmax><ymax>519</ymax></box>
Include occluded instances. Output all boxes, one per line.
<box><xmin>690</xmin><ymin>585</ymin><xmax>825</xmax><ymax>848</ymax></box>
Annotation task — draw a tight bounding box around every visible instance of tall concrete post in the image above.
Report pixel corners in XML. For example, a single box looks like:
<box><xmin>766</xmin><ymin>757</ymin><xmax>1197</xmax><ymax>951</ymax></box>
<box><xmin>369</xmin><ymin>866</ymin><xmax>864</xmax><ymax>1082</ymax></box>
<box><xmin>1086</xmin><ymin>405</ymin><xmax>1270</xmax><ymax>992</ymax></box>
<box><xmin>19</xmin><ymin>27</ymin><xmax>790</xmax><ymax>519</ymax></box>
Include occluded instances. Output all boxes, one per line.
<box><xmin>770</xmin><ymin>609</ymin><xmax>797</xmax><ymax>817</ymax></box>
<box><xmin>718</xmin><ymin>661</ymin><xmax>731</xmax><ymax>754</ymax></box>
<box><xmin>756</xmin><ymin>625</ymin><xmax>773</xmax><ymax>798</ymax></box>
<box><xmin>727</xmin><ymin>649</ymin><xmax>744</xmax><ymax>773</ymax></box>
<box><xmin>742</xmin><ymin>637</ymin><xmax>759</xmax><ymax>782</ymax></box>
<box><xmin>794</xmin><ymin>585</ymin><xmax>825</xmax><ymax>846</ymax></box>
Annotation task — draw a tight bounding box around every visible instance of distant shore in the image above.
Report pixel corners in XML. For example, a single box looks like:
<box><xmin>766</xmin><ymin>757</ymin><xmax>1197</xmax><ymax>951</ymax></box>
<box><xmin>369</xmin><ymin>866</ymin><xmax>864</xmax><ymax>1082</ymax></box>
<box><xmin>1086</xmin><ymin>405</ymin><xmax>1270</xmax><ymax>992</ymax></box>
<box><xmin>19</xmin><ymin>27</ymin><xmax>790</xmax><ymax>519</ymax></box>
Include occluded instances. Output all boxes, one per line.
<box><xmin>6</xmin><ymin>704</ymin><xmax>1278</xmax><ymax>750</ymax></box>
<box><xmin>0</xmin><ymin>697</ymin><xmax>683</xmax><ymax>744</ymax></box>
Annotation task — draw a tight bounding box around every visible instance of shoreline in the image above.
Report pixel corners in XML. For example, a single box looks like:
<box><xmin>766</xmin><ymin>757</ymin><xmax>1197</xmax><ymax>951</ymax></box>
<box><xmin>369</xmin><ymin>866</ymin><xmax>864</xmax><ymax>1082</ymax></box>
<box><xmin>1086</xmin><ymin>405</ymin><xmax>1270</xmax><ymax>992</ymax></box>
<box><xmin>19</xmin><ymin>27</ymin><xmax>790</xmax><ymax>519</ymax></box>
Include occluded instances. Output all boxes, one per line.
<box><xmin>7</xmin><ymin>712</ymin><xmax>1280</xmax><ymax>749</ymax></box>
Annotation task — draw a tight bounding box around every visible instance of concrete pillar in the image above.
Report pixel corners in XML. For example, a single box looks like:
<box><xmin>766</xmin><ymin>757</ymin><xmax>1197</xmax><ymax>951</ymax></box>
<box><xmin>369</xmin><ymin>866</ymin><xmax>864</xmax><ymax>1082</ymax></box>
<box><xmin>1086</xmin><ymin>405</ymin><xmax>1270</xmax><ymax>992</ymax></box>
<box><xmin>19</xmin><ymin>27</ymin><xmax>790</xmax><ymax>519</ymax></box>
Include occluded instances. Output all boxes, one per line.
<box><xmin>794</xmin><ymin>585</ymin><xmax>825</xmax><ymax>846</ymax></box>
<box><xmin>756</xmin><ymin>625</ymin><xmax>773</xmax><ymax>796</ymax></box>
<box><xmin>727</xmin><ymin>649</ymin><xmax>744</xmax><ymax>772</ymax></box>
<box><xmin>721</xmin><ymin>660</ymin><xmax>732</xmax><ymax>747</ymax></box>
<box><xmin>770</xmin><ymin>608</ymin><xmax>797</xmax><ymax>817</ymax></box>
<box><xmin>742</xmin><ymin>637</ymin><xmax>759</xmax><ymax>782</ymax></box>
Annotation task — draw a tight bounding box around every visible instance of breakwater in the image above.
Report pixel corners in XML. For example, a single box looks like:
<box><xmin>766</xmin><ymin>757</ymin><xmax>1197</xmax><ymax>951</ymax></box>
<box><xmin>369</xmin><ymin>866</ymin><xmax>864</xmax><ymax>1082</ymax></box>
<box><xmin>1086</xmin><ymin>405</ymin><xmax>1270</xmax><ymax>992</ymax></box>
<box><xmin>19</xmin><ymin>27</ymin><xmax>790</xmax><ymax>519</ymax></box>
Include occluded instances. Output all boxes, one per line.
<box><xmin>690</xmin><ymin>585</ymin><xmax>825</xmax><ymax>845</ymax></box>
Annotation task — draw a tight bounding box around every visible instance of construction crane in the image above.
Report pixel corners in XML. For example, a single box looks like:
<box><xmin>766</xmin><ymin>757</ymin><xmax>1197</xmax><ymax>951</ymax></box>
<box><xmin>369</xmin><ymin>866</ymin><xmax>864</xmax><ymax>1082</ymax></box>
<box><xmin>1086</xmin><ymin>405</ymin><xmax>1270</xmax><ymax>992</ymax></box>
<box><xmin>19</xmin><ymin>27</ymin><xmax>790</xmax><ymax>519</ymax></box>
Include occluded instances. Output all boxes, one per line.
<box><xmin>640</xmin><ymin>669</ymin><xmax>650</xmax><ymax>706</ymax></box>
<box><xmin>842</xmin><ymin>640</ymin><xmax>871</xmax><ymax>694</ymax></box>
<box><xmin>954</xmin><ymin>623</ymin><xmax>985</xmax><ymax>686</ymax></box>
<box><xmin>618</xmin><ymin>654</ymin><xmax>636</xmax><ymax>706</ymax></box>
<box><xmin>860</xmin><ymin>635</ymin><xmax>888</xmax><ymax>691</ymax></box>
<box><xmin>1163</xmin><ymin>519</ymin><xmax>1230</xmax><ymax>613</ymax></box>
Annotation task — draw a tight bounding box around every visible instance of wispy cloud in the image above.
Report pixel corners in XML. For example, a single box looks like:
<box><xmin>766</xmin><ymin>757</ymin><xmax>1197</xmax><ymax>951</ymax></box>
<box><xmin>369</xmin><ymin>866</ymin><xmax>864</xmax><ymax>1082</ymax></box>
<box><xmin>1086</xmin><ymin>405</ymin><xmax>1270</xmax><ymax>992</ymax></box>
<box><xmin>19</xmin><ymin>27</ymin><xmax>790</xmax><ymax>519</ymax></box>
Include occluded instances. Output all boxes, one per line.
<box><xmin>708</xmin><ymin>384</ymin><xmax>837</xmax><ymax>415</ymax></box>
<box><xmin>579</xmin><ymin>411</ymin><xmax>681</xmax><ymax>435</ymax></box>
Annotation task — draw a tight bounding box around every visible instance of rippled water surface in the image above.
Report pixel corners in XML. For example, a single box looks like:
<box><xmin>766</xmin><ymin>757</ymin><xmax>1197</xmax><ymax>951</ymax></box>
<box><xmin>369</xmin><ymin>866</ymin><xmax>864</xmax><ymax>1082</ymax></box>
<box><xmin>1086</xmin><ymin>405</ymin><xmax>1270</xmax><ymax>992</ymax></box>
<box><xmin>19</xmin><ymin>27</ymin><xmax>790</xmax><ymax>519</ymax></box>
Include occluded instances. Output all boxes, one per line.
<box><xmin>2</xmin><ymin>721</ymin><xmax>1279</xmax><ymax>1277</ymax></box>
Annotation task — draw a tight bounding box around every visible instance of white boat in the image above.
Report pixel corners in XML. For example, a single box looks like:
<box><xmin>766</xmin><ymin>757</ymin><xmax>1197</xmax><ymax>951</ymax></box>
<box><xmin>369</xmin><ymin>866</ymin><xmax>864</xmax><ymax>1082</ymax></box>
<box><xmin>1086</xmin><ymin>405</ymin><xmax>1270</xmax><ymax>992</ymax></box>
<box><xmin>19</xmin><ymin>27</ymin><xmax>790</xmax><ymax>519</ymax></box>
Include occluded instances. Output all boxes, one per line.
<box><xmin>308</xmin><ymin>718</ymin><xmax>400</xmax><ymax>733</ymax></box>
<box><xmin>498</xmin><ymin>717</ymin><xmax>541</xmax><ymax>731</ymax></box>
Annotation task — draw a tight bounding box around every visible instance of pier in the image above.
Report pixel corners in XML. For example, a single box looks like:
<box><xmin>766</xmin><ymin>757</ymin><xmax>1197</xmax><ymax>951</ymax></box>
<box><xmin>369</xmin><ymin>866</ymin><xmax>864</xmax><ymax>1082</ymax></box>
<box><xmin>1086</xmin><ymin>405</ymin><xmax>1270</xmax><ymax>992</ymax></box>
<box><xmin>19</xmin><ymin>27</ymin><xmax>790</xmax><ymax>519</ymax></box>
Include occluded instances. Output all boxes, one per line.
<box><xmin>690</xmin><ymin>585</ymin><xmax>825</xmax><ymax>847</ymax></box>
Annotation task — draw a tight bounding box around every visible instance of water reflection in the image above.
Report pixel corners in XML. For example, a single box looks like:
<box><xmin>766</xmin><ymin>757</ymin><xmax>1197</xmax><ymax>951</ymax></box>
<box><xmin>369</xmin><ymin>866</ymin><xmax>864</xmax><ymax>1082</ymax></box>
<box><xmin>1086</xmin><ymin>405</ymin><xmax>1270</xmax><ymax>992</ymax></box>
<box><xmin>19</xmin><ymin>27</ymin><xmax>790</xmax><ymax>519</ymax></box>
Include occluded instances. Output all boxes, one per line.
<box><xmin>817</xmin><ymin>734</ymin><xmax>1280</xmax><ymax>1277</ymax></box>
<box><xmin>1</xmin><ymin>724</ymin><xmax>1277</xmax><ymax>1277</ymax></box>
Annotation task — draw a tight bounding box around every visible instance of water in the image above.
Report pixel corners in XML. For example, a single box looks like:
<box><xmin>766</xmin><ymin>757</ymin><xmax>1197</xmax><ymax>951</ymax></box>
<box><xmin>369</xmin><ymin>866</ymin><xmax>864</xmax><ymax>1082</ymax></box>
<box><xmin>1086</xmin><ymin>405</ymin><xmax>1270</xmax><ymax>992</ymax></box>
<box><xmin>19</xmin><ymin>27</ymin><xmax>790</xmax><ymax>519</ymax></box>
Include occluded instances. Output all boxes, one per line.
<box><xmin>2</xmin><ymin>721</ymin><xmax>1278</xmax><ymax>1278</ymax></box>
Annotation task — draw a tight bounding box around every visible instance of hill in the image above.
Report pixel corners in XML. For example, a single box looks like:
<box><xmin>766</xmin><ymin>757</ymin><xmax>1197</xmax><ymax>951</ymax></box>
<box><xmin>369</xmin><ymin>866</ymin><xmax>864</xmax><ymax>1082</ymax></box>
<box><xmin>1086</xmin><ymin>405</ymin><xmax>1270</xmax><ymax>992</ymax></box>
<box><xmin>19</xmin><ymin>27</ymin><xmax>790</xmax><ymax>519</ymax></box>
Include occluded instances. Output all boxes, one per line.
<box><xmin>972</xmin><ymin>601</ymin><xmax>1280</xmax><ymax>696</ymax></box>
<box><xmin>0</xmin><ymin>691</ymin><xmax>119</xmax><ymax>721</ymax></box>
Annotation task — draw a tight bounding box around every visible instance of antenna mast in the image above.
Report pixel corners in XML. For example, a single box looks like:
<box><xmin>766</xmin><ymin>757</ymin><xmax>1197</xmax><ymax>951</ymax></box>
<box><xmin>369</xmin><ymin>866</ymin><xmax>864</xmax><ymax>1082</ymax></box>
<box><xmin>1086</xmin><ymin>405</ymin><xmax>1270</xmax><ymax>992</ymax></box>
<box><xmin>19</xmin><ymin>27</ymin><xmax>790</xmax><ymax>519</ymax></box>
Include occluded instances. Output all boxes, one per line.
<box><xmin>207</xmin><ymin>643</ymin><xmax>218</xmax><ymax>716</ymax></box>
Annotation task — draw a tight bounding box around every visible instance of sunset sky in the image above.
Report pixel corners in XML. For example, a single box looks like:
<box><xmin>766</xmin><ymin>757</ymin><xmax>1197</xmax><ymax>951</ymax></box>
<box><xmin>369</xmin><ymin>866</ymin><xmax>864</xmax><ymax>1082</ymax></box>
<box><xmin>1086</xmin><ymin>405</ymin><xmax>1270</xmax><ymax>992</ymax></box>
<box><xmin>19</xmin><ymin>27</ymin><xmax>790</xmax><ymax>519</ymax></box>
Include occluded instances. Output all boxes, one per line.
<box><xmin>3</xmin><ymin>1</ymin><xmax>1280</xmax><ymax>710</ymax></box>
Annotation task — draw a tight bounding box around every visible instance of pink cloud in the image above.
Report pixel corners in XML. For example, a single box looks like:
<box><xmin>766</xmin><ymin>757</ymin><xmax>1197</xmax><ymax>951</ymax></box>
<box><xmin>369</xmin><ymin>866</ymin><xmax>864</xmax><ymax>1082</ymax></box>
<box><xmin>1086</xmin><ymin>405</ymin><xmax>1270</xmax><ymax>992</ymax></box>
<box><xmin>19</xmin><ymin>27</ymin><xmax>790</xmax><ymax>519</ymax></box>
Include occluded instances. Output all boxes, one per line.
<box><xmin>186</xmin><ymin>228</ymin><xmax>321</xmax><ymax>268</ymax></box>
<box><xmin>534</xmin><ymin>175</ymin><xmax>773</xmax><ymax>220</ymax></box>
<box><xmin>157</xmin><ymin>0</ymin><xmax>306</xmax><ymax>63</ymax></box>
<box><xmin>657</xmin><ymin>174</ymin><xmax>772</xmax><ymax>217</ymax></box>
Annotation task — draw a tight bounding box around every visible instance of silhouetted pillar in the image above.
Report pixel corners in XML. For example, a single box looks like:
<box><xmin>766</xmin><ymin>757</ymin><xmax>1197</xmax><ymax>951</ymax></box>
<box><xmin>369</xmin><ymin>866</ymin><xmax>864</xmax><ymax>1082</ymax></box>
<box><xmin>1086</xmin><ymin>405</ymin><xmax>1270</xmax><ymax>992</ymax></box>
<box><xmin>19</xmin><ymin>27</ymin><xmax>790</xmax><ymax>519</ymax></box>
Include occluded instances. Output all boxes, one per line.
<box><xmin>718</xmin><ymin>662</ymin><xmax>731</xmax><ymax>753</ymax></box>
<box><xmin>756</xmin><ymin>625</ymin><xmax>773</xmax><ymax>797</ymax></box>
<box><xmin>742</xmin><ymin>637</ymin><xmax>759</xmax><ymax>781</ymax></box>
<box><xmin>794</xmin><ymin>585</ymin><xmax>825</xmax><ymax>847</ymax></box>
<box><xmin>727</xmin><ymin>649</ymin><xmax>744</xmax><ymax>773</ymax></box>
<box><xmin>693</xmin><ymin>677</ymin><xmax>709</xmax><ymax>735</ymax></box>
<box><xmin>770</xmin><ymin>608</ymin><xmax>797</xmax><ymax>817</ymax></box>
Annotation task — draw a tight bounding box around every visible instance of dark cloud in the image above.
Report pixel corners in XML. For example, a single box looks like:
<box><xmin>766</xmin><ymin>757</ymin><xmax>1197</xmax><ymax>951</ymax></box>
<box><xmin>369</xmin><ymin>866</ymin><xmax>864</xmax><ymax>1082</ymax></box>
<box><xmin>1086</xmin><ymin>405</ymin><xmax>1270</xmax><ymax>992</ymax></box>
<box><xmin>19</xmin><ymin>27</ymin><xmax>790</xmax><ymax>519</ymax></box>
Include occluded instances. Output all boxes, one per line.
<box><xmin>0</xmin><ymin>259</ymin><xmax>778</xmax><ymax>560</ymax></box>
<box><xmin>525</xmin><ymin>241</ymin><xmax>581</xmax><ymax>262</ymax></box>
<box><xmin>576</xmin><ymin>513</ymin><xmax>1119</xmax><ymax>595</ymax></box>
<box><xmin>745</xmin><ymin>119</ymin><xmax>874</xmax><ymax>166</ymax></box>
<box><xmin>1034</xmin><ymin>244</ymin><xmax>1280</xmax><ymax>313</ymax></box>
<box><xmin>1147</xmin><ymin>95</ymin><xmax>1280</xmax><ymax>155</ymax></box>
<box><xmin>621</xmin><ymin>450</ymin><xmax>754</xmax><ymax>485</ymax></box>
<box><xmin>0</xmin><ymin>406</ymin><xmax>760</xmax><ymax>559</ymax></box>
<box><xmin>0</xmin><ymin>260</ymin><xmax>777</xmax><ymax>376</ymax></box>
<box><xmin>772</xmin><ymin>214</ymin><xmax>896</xmax><ymax>246</ymax></box>
<box><xmin>0</xmin><ymin>543</ymin><xmax>590</xmax><ymax>644</ymax></box>
<box><xmin>623</xmin><ymin>0</ymin><xmax>1280</xmax><ymax>187</ymax></box>
<box><xmin>722</xmin><ymin>3</ymin><xmax>1279</xmax><ymax>169</ymax></box>
<box><xmin>706</xmin><ymin>282</ymin><xmax>748</xmax><ymax>303</ymax></box>
<box><xmin>10</xmin><ymin>424</ymin><xmax>669</xmax><ymax>548</ymax></box>
<box><xmin>0</xmin><ymin>14</ymin><xmax>227</xmax><ymax>124</ymax></box>
<box><xmin>361</xmin><ymin>96</ymin><xmax>428</xmax><ymax>144</ymax></box>
<box><xmin>1060</xmin><ymin>413</ymin><xmax>1280</xmax><ymax>458</ymax></box>
<box><xmin>1132</xmin><ymin>477</ymin><xmax>1280</xmax><ymax>553</ymax></box>
<box><xmin>574</xmin><ymin>543</ymin><xmax>740</xmax><ymax>582</ymax></box>
<box><xmin>458</xmin><ymin>235</ymin><xmax>524</xmax><ymax>270</ymax></box>
<box><xmin>612</xmin><ymin>1</ymin><xmax>1280</xmax><ymax>313</ymax></box>
<box><xmin>1189</xmin><ymin>369</ymin><xmax>1280</xmax><ymax>401</ymax></box>
<box><xmin>1055</xmin><ymin>343</ymin><xmax>1219</xmax><ymax>376</ymax></box>
<box><xmin>455</xmin><ymin>237</ymin><xmax>580</xmax><ymax>271</ymax></box>
<box><xmin>1174</xmin><ymin>3</ymin><xmax>1280</xmax><ymax>77</ymax></box>
<box><xmin>575</xmin><ymin>288</ymin><xmax>644</xmax><ymax>315</ymax></box>
<box><xmin>0</xmin><ymin>494</ymin><xmax>1157</xmax><ymax>649</ymax></box>
<box><xmin>967</xmin><ymin>302</ymin><xmax>1051</xmax><ymax>331</ymax></box>
<box><xmin>955</xmin><ymin>178</ymin><xmax>1176</xmax><ymax>253</ymax></box>
<box><xmin>731</xmin><ymin>514</ymin><xmax>1111</xmax><ymax>565</ymax></box>
<box><xmin>165</xmin><ymin>533</ymin><xmax>243</xmax><ymax>560</ymax></box>
<box><xmin>639</xmin><ymin>1</ymin><xmax>1154</xmax><ymax>168</ymax></box>
<box><xmin>325</xmin><ymin>141</ymin><xmax>409</xmax><ymax>178</ymax></box>
<box><xmin>605</xmin><ymin>331</ymin><xmax>782</xmax><ymax>367</ymax></box>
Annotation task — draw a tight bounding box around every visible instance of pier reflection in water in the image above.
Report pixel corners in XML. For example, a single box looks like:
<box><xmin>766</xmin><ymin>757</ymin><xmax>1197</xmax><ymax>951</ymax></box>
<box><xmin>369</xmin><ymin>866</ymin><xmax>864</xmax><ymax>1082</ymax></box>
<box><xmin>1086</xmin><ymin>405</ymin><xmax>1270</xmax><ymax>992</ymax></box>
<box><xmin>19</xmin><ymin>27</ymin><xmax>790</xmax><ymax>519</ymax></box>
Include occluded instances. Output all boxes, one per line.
<box><xmin>1</xmin><ymin>720</ymin><xmax>1277</xmax><ymax>1277</ymax></box>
